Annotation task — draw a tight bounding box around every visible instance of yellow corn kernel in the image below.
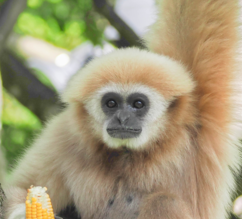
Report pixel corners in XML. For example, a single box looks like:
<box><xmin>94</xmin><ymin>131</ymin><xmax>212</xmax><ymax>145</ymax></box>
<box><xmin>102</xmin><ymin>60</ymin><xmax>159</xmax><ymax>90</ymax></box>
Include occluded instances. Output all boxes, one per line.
<box><xmin>26</xmin><ymin>186</ymin><xmax>55</xmax><ymax>219</ymax></box>
<box><xmin>37</xmin><ymin>215</ymin><xmax>43</xmax><ymax>219</ymax></box>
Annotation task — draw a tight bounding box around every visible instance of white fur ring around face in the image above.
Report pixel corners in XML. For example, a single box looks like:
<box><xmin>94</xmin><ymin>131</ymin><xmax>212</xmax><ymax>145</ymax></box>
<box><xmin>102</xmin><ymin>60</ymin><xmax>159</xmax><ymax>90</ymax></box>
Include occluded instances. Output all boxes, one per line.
<box><xmin>8</xmin><ymin>203</ymin><xmax>26</xmax><ymax>219</ymax></box>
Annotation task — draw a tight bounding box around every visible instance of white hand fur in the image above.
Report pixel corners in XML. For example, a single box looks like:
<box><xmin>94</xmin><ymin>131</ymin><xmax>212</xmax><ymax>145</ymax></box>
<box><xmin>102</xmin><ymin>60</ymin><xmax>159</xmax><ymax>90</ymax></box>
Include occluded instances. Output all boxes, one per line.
<box><xmin>8</xmin><ymin>204</ymin><xmax>25</xmax><ymax>219</ymax></box>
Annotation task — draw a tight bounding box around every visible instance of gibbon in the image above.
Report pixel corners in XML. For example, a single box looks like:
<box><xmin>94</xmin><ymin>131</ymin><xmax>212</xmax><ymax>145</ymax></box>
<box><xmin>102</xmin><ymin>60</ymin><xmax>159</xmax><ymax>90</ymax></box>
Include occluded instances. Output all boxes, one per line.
<box><xmin>3</xmin><ymin>0</ymin><xmax>242</xmax><ymax>218</ymax></box>
<box><xmin>0</xmin><ymin>148</ymin><xmax>5</xmax><ymax>183</ymax></box>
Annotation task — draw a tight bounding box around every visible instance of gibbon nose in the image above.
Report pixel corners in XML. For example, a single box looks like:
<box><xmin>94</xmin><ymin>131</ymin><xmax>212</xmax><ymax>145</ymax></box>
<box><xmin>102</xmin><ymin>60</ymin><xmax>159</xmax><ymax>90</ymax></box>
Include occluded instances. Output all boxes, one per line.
<box><xmin>116</xmin><ymin>110</ymin><xmax>130</xmax><ymax>125</ymax></box>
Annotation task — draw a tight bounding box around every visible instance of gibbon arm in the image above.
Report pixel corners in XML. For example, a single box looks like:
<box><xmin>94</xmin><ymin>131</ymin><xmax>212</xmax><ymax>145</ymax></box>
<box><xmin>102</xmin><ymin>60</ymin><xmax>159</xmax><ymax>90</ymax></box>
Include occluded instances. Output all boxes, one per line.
<box><xmin>146</xmin><ymin>0</ymin><xmax>239</xmax><ymax>131</ymax></box>
<box><xmin>4</xmin><ymin>113</ymin><xmax>72</xmax><ymax>218</ymax></box>
<box><xmin>145</xmin><ymin>0</ymin><xmax>240</xmax><ymax>218</ymax></box>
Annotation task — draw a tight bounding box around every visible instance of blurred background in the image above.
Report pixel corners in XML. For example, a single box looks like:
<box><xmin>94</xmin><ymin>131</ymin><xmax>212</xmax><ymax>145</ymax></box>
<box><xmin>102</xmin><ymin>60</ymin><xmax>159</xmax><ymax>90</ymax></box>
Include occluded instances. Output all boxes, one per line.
<box><xmin>0</xmin><ymin>0</ymin><xmax>157</xmax><ymax>171</ymax></box>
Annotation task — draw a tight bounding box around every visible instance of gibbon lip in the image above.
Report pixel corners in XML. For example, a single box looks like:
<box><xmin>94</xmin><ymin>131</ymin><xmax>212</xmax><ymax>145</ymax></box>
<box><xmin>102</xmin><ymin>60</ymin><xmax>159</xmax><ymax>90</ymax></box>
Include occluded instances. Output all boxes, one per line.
<box><xmin>107</xmin><ymin>128</ymin><xmax>142</xmax><ymax>133</ymax></box>
<box><xmin>107</xmin><ymin>128</ymin><xmax>142</xmax><ymax>139</ymax></box>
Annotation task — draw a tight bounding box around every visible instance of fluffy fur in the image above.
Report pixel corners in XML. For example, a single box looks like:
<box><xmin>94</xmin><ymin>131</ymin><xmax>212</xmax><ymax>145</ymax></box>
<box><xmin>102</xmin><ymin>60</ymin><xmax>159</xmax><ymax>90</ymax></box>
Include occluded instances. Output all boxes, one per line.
<box><xmin>3</xmin><ymin>0</ymin><xmax>242</xmax><ymax>219</ymax></box>
<box><xmin>0</xmin><ymin>147</ymin><xmax>5</xmax><ymax>183</ymax></box>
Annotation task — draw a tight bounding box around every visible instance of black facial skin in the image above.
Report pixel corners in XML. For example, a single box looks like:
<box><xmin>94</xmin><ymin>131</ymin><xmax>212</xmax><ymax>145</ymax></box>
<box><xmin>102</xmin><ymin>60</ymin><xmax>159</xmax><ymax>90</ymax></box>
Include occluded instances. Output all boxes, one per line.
<box><xmin>101</xmin><ymin>92</ymin><xmax>149</xmax><ymax>139</ymax></box>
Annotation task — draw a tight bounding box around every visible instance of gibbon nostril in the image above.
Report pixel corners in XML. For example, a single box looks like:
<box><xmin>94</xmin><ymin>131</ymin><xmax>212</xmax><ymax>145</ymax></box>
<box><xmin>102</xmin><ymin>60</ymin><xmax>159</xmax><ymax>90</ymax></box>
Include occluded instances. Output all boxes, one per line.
<box><xmin>117</xmin><ymin>111</ymin><xmax>131</xmax><ymax>125</ymax></box>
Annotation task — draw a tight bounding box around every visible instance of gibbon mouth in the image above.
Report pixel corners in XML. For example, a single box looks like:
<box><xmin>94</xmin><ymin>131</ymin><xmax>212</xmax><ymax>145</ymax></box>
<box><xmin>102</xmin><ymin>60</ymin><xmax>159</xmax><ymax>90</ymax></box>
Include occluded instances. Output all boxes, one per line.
<box><xmin>107</xmin><ymin>128</ymin><xmax>142</xmax><ymax>139</ymax></box>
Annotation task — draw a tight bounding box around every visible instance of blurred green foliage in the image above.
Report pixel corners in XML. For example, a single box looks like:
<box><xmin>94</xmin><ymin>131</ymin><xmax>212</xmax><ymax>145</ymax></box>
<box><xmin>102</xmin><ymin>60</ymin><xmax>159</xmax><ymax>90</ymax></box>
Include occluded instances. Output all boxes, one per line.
<box><xmin>2</xmin><ymin>0</ymin><xmax>109</xmax><ymax>169</ymax></box>
<box><xmin>15</xmin><ymin>0</ymin><xmax>108</xmax><ymax>50</ymax></box>
<box><xmin>31</xmin><ymin>68</ymin><xmax>56</xmax><ymax>91</ymax></box>
<box><xmin>2</xmin><ymin>90</ymin><xmax>42</xmax><ymax>169</ymax></box>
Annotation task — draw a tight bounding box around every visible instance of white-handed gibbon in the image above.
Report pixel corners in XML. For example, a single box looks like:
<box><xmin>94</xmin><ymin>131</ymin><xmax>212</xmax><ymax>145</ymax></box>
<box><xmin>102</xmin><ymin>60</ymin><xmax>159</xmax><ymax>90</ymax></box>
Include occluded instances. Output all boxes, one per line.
<box><xmin>3</xmin><ymin>0</ymin><xmax>242</xmax><ymax>218</ymax></box>
<box><xmin>0</xmin><ymin>148</ymin><xmax>5</xmax><ymax>183</ymax></box>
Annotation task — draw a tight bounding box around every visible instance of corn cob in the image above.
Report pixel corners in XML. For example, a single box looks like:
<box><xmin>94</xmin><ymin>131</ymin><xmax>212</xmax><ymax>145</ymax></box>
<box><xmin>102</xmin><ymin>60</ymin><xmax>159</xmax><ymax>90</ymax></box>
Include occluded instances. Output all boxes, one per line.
<box><xmin>26</xmin><ymin>186</ymin><xmax>55</xmax><ymax>219</ymax></box>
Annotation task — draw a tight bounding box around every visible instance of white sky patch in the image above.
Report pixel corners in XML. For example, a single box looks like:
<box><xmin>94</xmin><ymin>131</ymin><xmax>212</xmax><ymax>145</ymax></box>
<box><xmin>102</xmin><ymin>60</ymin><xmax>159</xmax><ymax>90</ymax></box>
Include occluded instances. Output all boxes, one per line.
<box><xmin>55</xmin><ymin>53</ymin><xmax>70</xmax><ymax>67</ymax></box>
<box><xmin>115</xmin><ymin>0</ymin><xmax>157</xmax><ymax>36</ymax></box>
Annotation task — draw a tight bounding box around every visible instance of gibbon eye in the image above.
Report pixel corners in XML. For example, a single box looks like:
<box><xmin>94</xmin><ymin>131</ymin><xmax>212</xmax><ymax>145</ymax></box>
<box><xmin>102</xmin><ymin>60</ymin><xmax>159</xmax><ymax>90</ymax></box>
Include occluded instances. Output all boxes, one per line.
<box><xmin>133</xmin><ymin>100</ymin><xmax>144</xmax><ymax>109</ymax></box>
<box><xmin>106</xmin><ymin>100</ymin><xmax>117</xmax><ymax>108</ymax></box>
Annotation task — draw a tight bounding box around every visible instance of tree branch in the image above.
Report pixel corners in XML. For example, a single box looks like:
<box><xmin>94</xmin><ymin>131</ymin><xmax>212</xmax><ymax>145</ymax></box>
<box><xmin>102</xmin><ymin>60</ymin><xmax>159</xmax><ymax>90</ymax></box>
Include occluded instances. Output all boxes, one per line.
<box><xmin>0</xmin><ymin>0</ymin><xmax>27</xmax><ymax>54</ymax></box>
<box><xmin>93</xmin><ymin>0</ymin><xmax>145</xmax><ymax>48</ymax></box>
<box><xmin>0</xmin><ymin>183</ymin><xmax>6</xmax><ymax>219</ymax></box>
<box><xmin>1</xmin><ymin>49</ymin><xmax>62</xmax><ymax>122</ymax></box>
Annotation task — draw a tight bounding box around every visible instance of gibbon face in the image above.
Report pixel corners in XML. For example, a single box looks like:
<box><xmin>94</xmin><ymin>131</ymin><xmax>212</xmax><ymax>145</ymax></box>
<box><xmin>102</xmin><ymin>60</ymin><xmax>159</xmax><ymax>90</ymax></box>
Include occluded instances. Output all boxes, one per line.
<box><xmin>85</xmin><ymin>83</ymin><xmax>170</xmax><ymax>149</ymax></box>
<box><xmin>102</xmin><ymin>92</ymin><xmax>148</xmax><ymax>139</ymax></box>
<box><xmin>101</xmin><ymin>91</ymin><xmax>149</xmax><ymax>139</ymax></box>
<box><xmin>63</xmin><ymin>48</ymin><xmax>195</xmax><ymax>150</ymax></box>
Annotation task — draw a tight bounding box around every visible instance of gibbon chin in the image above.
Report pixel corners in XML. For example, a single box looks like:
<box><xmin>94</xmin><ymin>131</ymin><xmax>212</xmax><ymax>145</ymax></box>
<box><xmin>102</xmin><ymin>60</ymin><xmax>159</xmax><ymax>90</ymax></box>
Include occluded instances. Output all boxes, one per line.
<box><xmin>3</xmin><ymin>0</ymin><xmax>242</xmax><ymax>219</ymax></box>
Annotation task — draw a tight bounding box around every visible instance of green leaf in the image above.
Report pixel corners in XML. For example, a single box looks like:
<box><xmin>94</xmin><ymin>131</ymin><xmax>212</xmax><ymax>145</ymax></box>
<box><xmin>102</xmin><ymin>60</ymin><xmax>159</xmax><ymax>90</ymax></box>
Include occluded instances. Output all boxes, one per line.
<box><xmin>28</xmin><ymin>0</ymin><xmax>43</xmax><ymax>8</ymax></box>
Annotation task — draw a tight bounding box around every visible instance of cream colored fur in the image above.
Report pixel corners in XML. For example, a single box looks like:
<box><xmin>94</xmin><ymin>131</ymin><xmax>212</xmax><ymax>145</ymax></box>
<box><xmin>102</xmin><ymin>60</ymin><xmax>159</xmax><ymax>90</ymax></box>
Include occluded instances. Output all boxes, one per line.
<box><xmin>8</xmin><ymin>204</ymin><xmax>25</xmax><ymax>219</ymax></box>
<box><xmin>0</xmin><ymin>147</ymin><xmax>5</xmax><ymax>183</ymax></box>
<box><xmin>3</xmin><ymin>0</ymin><xmax>242</xmax><ymax>219</ymax></box>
